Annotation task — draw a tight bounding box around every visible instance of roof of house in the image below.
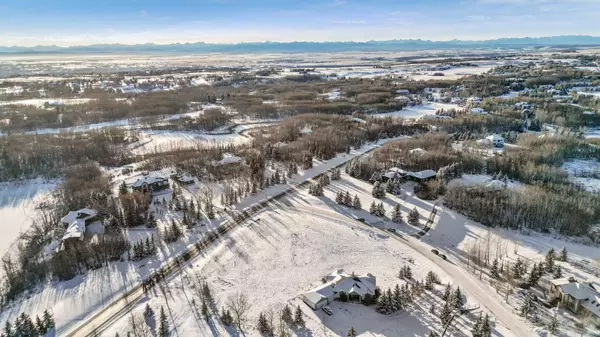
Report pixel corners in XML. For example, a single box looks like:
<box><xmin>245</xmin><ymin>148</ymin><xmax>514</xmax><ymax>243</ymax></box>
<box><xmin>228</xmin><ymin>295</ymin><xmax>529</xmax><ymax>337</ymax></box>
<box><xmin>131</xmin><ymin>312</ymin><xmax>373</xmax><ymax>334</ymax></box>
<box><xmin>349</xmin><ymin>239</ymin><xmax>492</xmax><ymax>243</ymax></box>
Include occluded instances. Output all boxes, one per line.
<box><xmin>131</xmin><ymin>175</ymin><xmax>168</xmax><ymax>188</ymax></box>
<box><xmin>303</xmin><ymin>270</ymin><xmax>376</xmax><ymax>305</ymax></box>
<box><xmin>486</xmin><ymin>134</ymin><xmax>505</xmax><ymax>142</ymax></box>
<box><xmin>213</xmin><ymin>153</ymin><xmax>243</xmax><ymax>166</ymax></box>
<box><xmin>471</xmin><ymin>108</ymin><xmax>486</xmax><ymax>113</ymax></box>
<box><xmin>60</xmin><ymin>208</ymin><xmax>97</xmax><ymax>224</ymax></box>
<box><xmin>409</xmin><ymin>170</ymin><xmax>437</xmax><ymax>180</ymax></box>
<box><xmin>552</xmin><ymin>278</ymin><xmax>600</xmax><ymax>318</ymax></box>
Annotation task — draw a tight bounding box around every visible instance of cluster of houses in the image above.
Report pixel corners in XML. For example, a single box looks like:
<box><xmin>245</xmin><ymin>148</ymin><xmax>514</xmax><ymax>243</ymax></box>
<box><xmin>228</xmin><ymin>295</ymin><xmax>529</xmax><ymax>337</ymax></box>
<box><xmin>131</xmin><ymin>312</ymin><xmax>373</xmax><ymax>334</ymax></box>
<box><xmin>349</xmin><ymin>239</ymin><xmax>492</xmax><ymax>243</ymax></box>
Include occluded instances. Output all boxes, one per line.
<box><xmin>302</xmin><ymin>269</ymin><xmax>376</xmax><ymax>310</ymax></box>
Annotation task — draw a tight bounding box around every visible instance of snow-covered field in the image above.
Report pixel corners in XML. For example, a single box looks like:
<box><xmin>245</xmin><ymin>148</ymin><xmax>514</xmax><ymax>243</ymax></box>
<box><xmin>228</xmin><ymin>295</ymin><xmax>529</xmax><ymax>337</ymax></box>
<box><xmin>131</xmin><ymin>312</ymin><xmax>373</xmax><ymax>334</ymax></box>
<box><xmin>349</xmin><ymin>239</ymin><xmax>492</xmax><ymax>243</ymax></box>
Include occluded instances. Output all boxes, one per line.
<box><xmin>449</xmin><ymin>174</ymin><xmax>522</xmax><ymax>190</ymax></box>
<box><xmin>0</xmin><ymin>98</ymin><xmax>93</xmax><ymax>107</ymax></box>
<box><xmin>372</xmin><ymin>102</ymin><xmax>462</xmax><ymax>119</ymax></box>
<box><xmin>0</xmin><ymin>179</ymin><xmax>57</xmax><ymax>255</ymax></box>
<box><xmin>407</xmin><ymin>65</ymin><xmax>494</xmax><ymax>81</ymax></box>
<box><xmin>562</xmin><ymin>159</ymin><xmax>600</xmax><ymax>193</ymax></box>
<box><xmin>131</xmin><ymin>130</ymin><xmax>252</xmax><ymax>154</ymax></box>
<box><xmin>102</xmin><ymin>174</ymin><xmax>518</xmax><ymax>337</ymax></box>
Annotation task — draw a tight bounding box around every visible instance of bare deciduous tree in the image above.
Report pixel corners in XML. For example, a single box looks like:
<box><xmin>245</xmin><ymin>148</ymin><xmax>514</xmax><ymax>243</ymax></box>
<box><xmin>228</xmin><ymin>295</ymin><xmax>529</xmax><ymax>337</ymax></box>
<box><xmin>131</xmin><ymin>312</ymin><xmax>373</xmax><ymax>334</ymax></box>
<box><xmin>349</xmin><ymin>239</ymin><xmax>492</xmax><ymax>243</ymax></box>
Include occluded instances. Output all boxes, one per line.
<box><xmin>226</xmin><ymin>293</ymin><xmax>251</xmax><ymax>332</ymax></box>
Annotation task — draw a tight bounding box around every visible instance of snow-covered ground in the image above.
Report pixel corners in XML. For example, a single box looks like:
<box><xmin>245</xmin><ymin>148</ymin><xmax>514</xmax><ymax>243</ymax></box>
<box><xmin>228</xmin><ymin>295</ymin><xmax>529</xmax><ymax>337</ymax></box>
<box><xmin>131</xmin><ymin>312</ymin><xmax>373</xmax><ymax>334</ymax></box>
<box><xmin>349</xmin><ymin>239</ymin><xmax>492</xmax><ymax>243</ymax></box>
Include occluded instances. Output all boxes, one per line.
<box><xmin>0</xmin><ymin>179</ymin><xmax>57</xmax><ymax>255</ymax></box>
<box><xmin>1</xmin><ymin>136</ymin><xmax>405</xmax><ymax>335</ymax></box>
<box><xmin>131</xmin><ymin>130</ymin><xmax>252</xmax><ymax>154</ymax></box>
<box><xmin>562</xmin><ymin>159</ymin><xmax>600</xmax><ymax>193</ymax></box>
<box><xmin>102</xmin><ymin>174</ymin><xmax>518</xmax><ymax>337</ymax></box>
<box><xmin>407</xmin><ymin>66</ymin><xmax>494</xmax><ymax>81</ymax></box>
<box><xmin>372</xmin><ymin>103</ymin><xmax>462</xmax><ymax>119</ymax></box>
<box><xmin>449</xmin><ymin>174</ymin><xmax>522</xmax><ymax>190</ymax></box>
<box><xmin>0</xmin><ymin>98</ymin><xmax>93</xmax><ymax>107</ymax></box>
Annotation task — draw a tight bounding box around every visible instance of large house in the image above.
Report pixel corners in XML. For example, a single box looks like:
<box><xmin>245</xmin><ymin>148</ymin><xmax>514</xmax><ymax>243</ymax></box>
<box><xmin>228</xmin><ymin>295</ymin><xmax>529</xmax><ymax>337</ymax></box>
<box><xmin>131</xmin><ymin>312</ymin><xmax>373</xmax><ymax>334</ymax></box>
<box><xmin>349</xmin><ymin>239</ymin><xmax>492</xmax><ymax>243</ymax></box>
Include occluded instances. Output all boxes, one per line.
<box><xmin>382</xmin><ymin>167</ymin><xmax>437</xmax><ymax>182</ymax></box>
<box><xmin>549</xmin><ymin>278</ymin><xmax>600</xmax><ymax>325</ymax></box>
<box><xmin>131</xmin><ymin>175</ymin><xmax>169</xmax><ymax>192</ymax></box>
<box><xmin>59</xmin><ymin>208</ymin><xmax>103</xmax><ymax>250</ymax></box>
<box><xmin>486</xmin><ymin>134</ymin><xmax>505</xmax><ymax>147</ymax></box>
<box><xmin>302</xmin><ymin>270</ymin><xmax>376</xmax><ymax>310</ymax></box>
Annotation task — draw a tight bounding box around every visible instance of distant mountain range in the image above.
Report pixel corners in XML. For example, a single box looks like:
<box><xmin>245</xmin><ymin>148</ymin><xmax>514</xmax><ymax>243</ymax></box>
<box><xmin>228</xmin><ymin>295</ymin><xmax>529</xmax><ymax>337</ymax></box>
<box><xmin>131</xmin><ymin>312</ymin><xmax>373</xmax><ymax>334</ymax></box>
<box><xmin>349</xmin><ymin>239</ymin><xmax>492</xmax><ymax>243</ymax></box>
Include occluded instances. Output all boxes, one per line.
<box><xmin>2</xmin><ymin>35</ymin><xmax>600</xmax><ymax>54</ymax></box>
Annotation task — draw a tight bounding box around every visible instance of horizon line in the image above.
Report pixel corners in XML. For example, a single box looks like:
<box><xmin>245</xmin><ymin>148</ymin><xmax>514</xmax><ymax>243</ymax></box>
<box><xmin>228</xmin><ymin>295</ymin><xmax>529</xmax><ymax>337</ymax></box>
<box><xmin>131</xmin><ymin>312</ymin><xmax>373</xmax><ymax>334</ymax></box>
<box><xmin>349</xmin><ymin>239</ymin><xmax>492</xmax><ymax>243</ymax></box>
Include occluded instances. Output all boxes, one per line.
<box><xmin>2</xmin><ymin>34</ymin><xmax>600</xmax><ymax>49</ymax></box>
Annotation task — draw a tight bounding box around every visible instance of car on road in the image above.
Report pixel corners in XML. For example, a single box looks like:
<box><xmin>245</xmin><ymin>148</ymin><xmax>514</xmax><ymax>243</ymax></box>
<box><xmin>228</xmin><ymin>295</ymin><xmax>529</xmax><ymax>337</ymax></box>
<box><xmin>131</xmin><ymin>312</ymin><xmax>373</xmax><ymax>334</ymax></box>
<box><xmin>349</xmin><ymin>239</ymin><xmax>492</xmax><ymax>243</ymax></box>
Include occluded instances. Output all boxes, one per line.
<box><xmin>431</xmin><ymin>249</ymin><xmax>439</xmax><ymax>255</ymax></box>
<box><xmin>439</xmin><ymin>254</ymin><xmax>447</xmax><ymax>260</ymax></box>
<box><xmin>322</xmin><ymin>307</ymin><xmax>333</xmax><ymax>316</ymax></box>
<box><xmin>386</xmin><ymin>228</ymin><xmax>396</xmax><ymax>233</ymax></box>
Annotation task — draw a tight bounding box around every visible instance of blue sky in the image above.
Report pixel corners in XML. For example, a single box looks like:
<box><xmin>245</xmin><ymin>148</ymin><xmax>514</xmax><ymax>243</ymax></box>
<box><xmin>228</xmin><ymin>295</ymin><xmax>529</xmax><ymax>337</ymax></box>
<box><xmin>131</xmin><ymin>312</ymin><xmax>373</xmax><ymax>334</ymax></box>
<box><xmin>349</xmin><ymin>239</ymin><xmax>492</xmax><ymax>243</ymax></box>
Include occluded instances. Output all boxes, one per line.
<box><xmin>1</xmin><ymin>0</ymin><xmax>599</xmax><ymax>46</ymax></box>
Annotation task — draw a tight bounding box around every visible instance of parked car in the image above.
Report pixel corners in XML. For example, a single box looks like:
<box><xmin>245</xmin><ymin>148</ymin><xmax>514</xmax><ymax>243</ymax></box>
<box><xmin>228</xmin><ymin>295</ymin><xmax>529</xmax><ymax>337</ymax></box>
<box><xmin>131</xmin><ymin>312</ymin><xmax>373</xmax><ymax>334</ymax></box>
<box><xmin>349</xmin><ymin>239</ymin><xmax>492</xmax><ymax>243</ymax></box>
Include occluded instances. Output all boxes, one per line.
<box><xmin>357</xmin><ymin>218</ymin><xmax>365</xmax><ymax>223</ymax></box>
<box><xmin>439</xmin><ymin>254</ymin><xmax>447</xmax><ymax>260</ymax></box>
<box><xmin>431</xmin><ymin>249</ymin><xmax>439</xmax><ymax>255</ymax></box>
<box><xmin>322</xmin><ymin>307</ymin><xmax>333</xmax><ymax>316</ymax></box>
<box><xmin>386</xmin><ymin>228</ymin><xmax>396</xmax><ymax>233</ymax></box>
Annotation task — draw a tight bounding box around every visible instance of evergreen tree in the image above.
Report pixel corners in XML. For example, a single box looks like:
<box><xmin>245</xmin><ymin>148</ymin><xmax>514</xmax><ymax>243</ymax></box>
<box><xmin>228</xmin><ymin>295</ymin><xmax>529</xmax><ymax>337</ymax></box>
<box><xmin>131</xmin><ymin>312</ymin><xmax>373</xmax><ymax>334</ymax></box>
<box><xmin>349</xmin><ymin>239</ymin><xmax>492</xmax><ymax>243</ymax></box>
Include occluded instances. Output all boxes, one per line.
<box><xmin>220</xmin><ymin>307</ymin><xmax>232</xmax><ymax>326</ymax></box>
<box><xmin>42</xmin><ymin>309</ymin><xmax>54</xmax><ymax>330</ymax></box>
<box><xmin>471</xmin><ymin>313</ymin><xmax>483</xmax><ymax>337</ymax></box>
<box><xmin>335</xmin><ymin>191</ymin><xmax>344</xmax><ymax>204</ymax></box>
<box><xmin>35</xmin><ymin>315</ymin><xmax>45</xmax><ymax>336</ymax></box>
<box><xmin>527</xmin><ymin>263</ymin><xmax>540</xmax><ymax>287</ymax></box>
<box><xmin>375</xmin><ymin>291</ymin><xmax>388</xmax><ymax>314</ymax></box>
<box><xmin>439</xmin><ymin>302</ymin><xmax>453</xmax><ymax>327</ymax></box>
<box><xmin>557</xmin><ymin>247</ymin><xmax>567</xmax><ymax>262</ymax></box>
<box><xmin>158</xmin><ymin>306</ymin><xmax>169</xmax><ymax>337</ymax></box>
<box><xmin>442</xmin><ymin>283</ymin><xmax>452</xmax><ymax>302</ymax></box>
<box><xmin>294</xmin><ymin>305</ymin><xmax>305</xmax><ymax>327</ymax></box>
<box><xmin>146</xmin><ymin>212</ymin><xmax>157</xmax><ymax>228</ymax></box>
<box><xmin>119</xmin><ymin>181</ymin><xmax>129</xmax><ymax>195</ymax></box>
<box><xmin>347</xmin><ymin>326</ymin><xmax>357</xmax><ymax>337</ymax></box>
<box><xmin>372</xmin><ymin>182</ymin><xmax>386</xmax><ymax>199</ymax></box>
<box><xmin>377</xmin><ymin>202</ymin><xmax>386</xmax><ymax>217</ymax></box>
<box><xmin>392</xmin><ymin>204</ymin><xmax>403</xmax><ymax>223</ymax></box>
<box><xmin>481</xmin><ymin>314</ymin><xmax>492</xmax><ymax>337</ymax></box>
<box><xmin>452</xmin><ymin>287</ymin><xmax>464</xmax><ymax>308</ymax></box>
<box><xmin>545</xmin><ymin>248</ymin><xmax>555</xmax><ymax>272</ymax></box>
<box><xmin>553</xmin><ymin>265</ymin><xmax>563</xmax><ymax>278</ymax></box>
<box><xmin>257</xmin><ymin>313</ymin><xmax>271</xmax><ymax>334</ymax></box>
<box><xmin>281</xmin><ymin>305</ymin><xmax>293</xmax><ymax>323</ymax></box>
<box><xmin>369</xmin><ymin>201</ymin><xmax>377</xmax><ymax>215</ymax></box>
<box><xmin>512</xmin><ymin>258</ymin><xmax>525</xmax><ymax>279</ymax></box>
<box><xmin>352</xmin><ymin>195</ymin><xmax>361</xmax><ymax>209</ymax></box>
<box><xmin>490</xmin><ymin>259</ymin><xmax>500</xmax><ymax>279</ymax></box>
<box><xmin>392</xmin><ymin>284</ymin><xmax>402</xmax><ymax>311</ymax></box>
<box><xmin>144</xmin><ymin>303</ymin><xmax>155</xmax><ymax>322</ymax></box>
<box><xmin>3</xmin><ymin>320</ymin><xmax>13</xmax><ymax>337</ymax></box>
<box><xmin>343</xmin><ymin>191</ymin><xmax>352</xmax><ymax>206</ymax></box>
<box><xmin>385</xmin><ymin>288</ymin><xmax>394</xmax><ymax>313</ymax></box>
<box><xmin>408</xmin><ymin>207</ymin><xmax>420</xmax><ymax>226</ymax></box>
<box><xmin>425</xmin><ymin>271</ymin><xmax>438</xmax><ymax>290</ymax></box>
<box><xmin>519</xmin><ymin>295</ymin><xmax>536</xmax><ymax>320</ymax></box>
<box><xmin>427</xmin><ymin>331</ymin><xmax>439</xmax><ymax>337</ymax></box>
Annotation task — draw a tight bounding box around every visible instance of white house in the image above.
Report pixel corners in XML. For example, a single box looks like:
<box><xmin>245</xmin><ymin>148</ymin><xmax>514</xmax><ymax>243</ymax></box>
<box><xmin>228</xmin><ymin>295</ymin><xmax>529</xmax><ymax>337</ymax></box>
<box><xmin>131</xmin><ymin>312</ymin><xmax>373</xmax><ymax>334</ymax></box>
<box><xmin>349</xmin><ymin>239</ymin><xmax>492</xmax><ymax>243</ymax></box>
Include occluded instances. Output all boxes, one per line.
<box><xmin>302</xmin><ymin>270</ymin><xmax>376</xmax><ymax>310</ymax></box>
<box><xmin>486</xmin><ymin>134</ymin><xmax>505</xmax><ymax>147</ymax></box>
<box><xmin>59</xmin><ymin>208</ymin><xmax>103</xmax><ymax>250</ymax></box>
